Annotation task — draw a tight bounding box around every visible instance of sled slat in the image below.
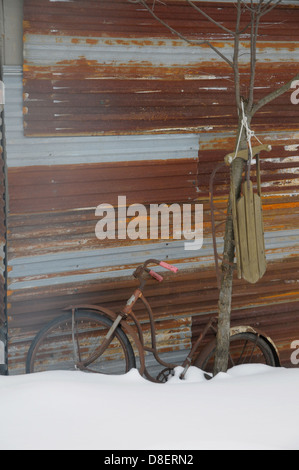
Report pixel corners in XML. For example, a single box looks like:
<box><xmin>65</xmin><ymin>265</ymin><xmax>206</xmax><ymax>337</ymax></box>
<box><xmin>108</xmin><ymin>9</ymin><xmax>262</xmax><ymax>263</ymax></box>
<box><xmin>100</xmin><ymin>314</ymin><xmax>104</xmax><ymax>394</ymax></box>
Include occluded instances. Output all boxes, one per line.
<box><xmin>231</xmin><ymin>184</ymin><xmax>242</xmax><ymax>279</ymax></box>
<box><xmin>235</xmin><ymin>180</ymin><xmax>266</xmax><ymax>284</ymax></box>
<box><xmin>244</xmin><ymin>181</ymin><xmax>260</xmax><ymax>283</ymax></box>
<box><xmin>237</xmin><ymin>196</ymin><xmax>250</xmax><ymax>281</ymax></box>
<box><xmin>254</xmin><ymin>193</ymin><xmax>267</xmax><ymax>279</ymax></box>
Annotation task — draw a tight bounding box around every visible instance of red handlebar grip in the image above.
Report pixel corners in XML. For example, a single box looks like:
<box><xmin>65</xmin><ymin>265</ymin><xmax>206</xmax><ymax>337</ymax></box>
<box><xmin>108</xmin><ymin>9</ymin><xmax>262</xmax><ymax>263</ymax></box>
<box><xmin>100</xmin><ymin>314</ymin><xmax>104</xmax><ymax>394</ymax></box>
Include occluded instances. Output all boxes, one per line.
<box><xmin>149</xmin><ymin>270</ymin><xmax>163</xmax><ymax>282</ymax></box>
<box><xmin>159</xmin><ymin>261</ymin><xmax>178</xmax><ymax>273</ymax></box>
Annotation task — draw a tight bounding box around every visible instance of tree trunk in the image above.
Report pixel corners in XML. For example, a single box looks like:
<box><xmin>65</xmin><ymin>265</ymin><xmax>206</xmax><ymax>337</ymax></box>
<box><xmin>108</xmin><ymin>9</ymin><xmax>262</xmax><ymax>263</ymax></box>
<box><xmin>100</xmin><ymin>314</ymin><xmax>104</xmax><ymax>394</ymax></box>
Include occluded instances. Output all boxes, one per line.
<box><xmin>213</xmin><ymin>123</ymin><xmax>248</xmax><ymax>375</ymax></box>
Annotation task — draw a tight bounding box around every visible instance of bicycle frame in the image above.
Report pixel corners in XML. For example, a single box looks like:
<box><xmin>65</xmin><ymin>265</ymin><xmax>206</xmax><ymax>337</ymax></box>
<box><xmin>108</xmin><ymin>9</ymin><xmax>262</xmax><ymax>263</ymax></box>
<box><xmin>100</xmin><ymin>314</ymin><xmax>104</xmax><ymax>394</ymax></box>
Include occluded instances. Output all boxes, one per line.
<box><xmin>65</xmin><ymin>294</ymin><xmax>217</xmax><ymax>382</ymax></box>
<box><xmin>64</xmin><ymin>260</ymin><xmax>178</xmax><ymax>378</ymax></box>
<box><xmin>64</xmin><ymin>258</ymin><xmax>218</xmax><ymax>382</ymax></box>
<box><xmin>63</xmin><ymin>258</ymin><xmax>280</xmax><ymax>381</ymax></box>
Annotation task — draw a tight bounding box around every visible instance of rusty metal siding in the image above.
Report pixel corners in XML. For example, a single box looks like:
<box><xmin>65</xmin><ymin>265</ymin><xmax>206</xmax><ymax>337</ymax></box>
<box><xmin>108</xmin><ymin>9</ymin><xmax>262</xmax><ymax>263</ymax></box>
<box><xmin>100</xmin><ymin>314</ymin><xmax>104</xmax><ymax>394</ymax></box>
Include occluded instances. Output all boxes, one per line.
<box><xmin>4</xmin><ymin>67</ymin><xmax>202</xmax><ymax>374</ymax></box>
<box><xmin>22</xmin><ymin>0</ymin><xmax>299</xmax><ymax>136</ymax></box>
<box><xmin>4</xmin><ymin>0</ymin><xmax>299</xmax><ymax>374</ymax></box>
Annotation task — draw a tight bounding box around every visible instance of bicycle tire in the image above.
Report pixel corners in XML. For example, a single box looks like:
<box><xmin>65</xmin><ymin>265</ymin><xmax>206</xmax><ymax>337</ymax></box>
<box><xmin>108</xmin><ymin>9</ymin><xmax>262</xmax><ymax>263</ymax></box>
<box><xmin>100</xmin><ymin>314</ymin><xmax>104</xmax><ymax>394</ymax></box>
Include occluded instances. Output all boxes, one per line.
<box><xmin>194</xmin><ymin>332</ymin><xmax>276</xmax><ymax>374</ymax></box>
<box><xmin>26</xmin><ymin>310</ymin><xmax>136</xmax><ymax>374</ymax></box>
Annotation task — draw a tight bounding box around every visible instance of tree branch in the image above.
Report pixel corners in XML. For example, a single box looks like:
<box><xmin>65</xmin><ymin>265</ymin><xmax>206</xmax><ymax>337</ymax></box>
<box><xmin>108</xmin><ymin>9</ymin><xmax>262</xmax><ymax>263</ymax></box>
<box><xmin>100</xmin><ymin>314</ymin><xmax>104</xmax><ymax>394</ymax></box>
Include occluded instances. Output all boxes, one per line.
<box><xmin>240</xmin><ymin>0</ymin><xmax>256</xmax><ymax>14</ymax></box>
<box><xmin>204</xmin><ymin>42</ymin><xmax>233</xmax><ymax>68</ymax></box>
<box><xmin>251</xmin><ymin>73</ymin><xmax>299</xmax><ymax>116</ymax></box>
<box><xmin>233</xmin><ymin>1</ymin><xmax>242</xmax><ymax>111</ymax></box>
<box><xmin>248</xmin><ymin>3</ymin><xmax>263</xmax><ymax>109</ymax></box>
<box><xmin>129</xmin><ymin>0</ymin><xmax>234</xmax><ymax>67</ymax></box>
<box><xmin>261</xmin><ymin>0</ymin><xmax>283</xmax><ymax>16</ymax></box>
<box><xmin>186</xmin><ymin>0</ymin><xmax>236</xmax><ymax>36</ymax></box>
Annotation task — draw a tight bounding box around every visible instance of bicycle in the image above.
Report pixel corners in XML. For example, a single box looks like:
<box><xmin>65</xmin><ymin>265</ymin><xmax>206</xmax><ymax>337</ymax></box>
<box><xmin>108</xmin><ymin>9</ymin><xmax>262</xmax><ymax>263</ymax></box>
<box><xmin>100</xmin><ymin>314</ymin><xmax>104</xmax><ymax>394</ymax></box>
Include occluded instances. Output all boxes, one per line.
<box><xmin>26</xmin><ymin>259</ymin><xmax>280</xmax><ymax>381</ymax></box>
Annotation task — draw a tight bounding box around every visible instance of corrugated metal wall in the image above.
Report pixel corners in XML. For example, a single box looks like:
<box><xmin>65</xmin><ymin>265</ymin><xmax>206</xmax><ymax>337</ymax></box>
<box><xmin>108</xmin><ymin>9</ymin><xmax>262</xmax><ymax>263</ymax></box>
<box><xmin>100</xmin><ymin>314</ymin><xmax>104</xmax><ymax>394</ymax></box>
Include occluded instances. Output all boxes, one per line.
<box><xmin>5</xmin><ymin>66</ymin><xmax>203</xmax><ymax>373</ymax></box>
<box><xmin>23</xmin><ymin>0</ymin><xmax>299</xmax><ymax>136</ymax></box>
<box><xmin>4</xmin><ymin>0</ymin><xmax>299</xmax><ymax>373</ymax></box>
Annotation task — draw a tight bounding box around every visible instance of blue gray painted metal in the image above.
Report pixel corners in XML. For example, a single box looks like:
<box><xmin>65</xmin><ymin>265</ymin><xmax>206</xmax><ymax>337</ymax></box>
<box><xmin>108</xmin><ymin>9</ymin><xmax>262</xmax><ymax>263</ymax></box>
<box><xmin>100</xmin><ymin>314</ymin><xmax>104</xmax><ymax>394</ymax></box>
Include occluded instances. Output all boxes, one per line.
<box><xmin>23</xmin><ymin>34</ymin><xmax>299</xmax><ymax>67</ymax></box>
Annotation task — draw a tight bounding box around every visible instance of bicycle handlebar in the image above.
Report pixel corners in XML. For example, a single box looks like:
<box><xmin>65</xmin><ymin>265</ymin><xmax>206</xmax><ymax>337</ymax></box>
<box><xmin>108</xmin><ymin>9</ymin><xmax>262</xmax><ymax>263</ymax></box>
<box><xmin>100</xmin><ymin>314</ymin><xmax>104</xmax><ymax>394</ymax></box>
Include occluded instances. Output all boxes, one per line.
<box><xmin>149</xmin><ymin>270</ymin><xmax>164</xmax><ymax>282</ymax></box>
<box><xmin>159</xmin><ymin>261</ymin><xmax>178</xmax><ymax>273</ymax></box>
<box><xmin>141</xmin><ymin>259</ymin><xmax>179</xmax><ymax>283</ymax></box>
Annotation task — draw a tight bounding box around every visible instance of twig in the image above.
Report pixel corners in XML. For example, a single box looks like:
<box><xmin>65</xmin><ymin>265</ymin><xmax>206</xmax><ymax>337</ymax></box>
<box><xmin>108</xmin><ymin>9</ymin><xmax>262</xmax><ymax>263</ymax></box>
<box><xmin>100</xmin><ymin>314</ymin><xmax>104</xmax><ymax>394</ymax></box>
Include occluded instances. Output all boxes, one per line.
<box><xmin>248</xmin><ymin>3</ymin><xmax>262</xmax><ymax>109</ymax></box>
<box><xmin>233</xmin><ymin>0</ymin><xmax>242</xmax><ymax>110</ymax></box>
<box><xmin>186</xmin><ymin>0</ymin><xmax>236</xmax><ymax>36</ymax></box>
<box><xmin>261</xmin><ymin>0</ymin><xmax>283</xmax><ymax>16</ymax></box>
<box><xmin>132</xmin><ymin>0</ymin><xmax>234</xmax><ymax>67</ymax></box>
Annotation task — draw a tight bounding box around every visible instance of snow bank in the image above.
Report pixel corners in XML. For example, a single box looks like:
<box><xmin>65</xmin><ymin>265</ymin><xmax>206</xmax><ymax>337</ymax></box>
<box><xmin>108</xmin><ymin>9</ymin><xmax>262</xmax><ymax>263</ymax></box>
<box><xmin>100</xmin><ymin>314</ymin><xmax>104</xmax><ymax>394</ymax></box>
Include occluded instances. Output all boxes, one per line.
<box><xmin>1</xmin><ymin>364</ymin><xmax>299</xmax><ymax>450</ymax></box>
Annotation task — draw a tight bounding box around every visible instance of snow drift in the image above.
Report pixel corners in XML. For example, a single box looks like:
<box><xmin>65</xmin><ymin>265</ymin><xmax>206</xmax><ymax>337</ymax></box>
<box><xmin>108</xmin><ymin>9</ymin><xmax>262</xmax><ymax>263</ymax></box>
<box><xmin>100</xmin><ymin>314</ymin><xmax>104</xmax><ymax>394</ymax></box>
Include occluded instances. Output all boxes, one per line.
<box><xmin>1</xmin><ymin>364</ymin><xmax>299</xmax><ymax>450</ymax></box>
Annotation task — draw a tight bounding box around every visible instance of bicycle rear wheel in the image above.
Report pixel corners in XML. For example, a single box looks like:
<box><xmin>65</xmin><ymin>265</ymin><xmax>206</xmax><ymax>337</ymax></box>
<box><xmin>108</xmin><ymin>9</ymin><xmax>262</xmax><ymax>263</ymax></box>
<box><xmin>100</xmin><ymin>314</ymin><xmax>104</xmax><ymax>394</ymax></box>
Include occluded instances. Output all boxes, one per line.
<box><xmin>194</xmin><ymin>332</ymin><xmax>276</xmax><ymax>374</ymax></box>
<box><xmin>26</xmin><ymin>310</ymin><xmax>136</xmax><ymax>374</ymax></box>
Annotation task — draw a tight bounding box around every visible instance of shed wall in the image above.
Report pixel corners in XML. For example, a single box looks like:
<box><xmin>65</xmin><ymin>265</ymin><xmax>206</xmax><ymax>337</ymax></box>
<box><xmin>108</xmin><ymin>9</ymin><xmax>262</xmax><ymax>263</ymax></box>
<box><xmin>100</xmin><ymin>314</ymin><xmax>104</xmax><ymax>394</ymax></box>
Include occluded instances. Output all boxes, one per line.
<box><xmin>4</xmin><ymin>0</ymin><xmax>299</xmax><ymax>373</ymax></box>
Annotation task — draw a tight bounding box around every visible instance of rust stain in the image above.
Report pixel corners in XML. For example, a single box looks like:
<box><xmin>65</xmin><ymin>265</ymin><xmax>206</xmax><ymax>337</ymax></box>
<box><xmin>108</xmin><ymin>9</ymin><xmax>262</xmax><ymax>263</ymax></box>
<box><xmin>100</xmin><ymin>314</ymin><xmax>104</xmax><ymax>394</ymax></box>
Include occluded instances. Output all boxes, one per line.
<box><xmin>257</xmin><ymin>42</ymin><xmax>298</xmax><ymax>52</ymax></box>
<box><xmin>22</xmin><ymin>20</ymin><xmax>31</xmax><ymax>32</ymax></box>
<box><xmin>55</xmin><ymin>57</ymin><xmax>100</xmax><ymax>68</ymax></box>
<box><xmin>261</xmin><ymin>291</ymin><xmax>299</xmax><ymax>301</ymax></box>
<box><xmin>86</xmin><ymin>38</ymin><xmax>99</xmax><ymax>45</ymax></box>
<box><xmin>263</xmin><ymin>201</ymin><xmax>299</xmax><ymax>211</ymax></box>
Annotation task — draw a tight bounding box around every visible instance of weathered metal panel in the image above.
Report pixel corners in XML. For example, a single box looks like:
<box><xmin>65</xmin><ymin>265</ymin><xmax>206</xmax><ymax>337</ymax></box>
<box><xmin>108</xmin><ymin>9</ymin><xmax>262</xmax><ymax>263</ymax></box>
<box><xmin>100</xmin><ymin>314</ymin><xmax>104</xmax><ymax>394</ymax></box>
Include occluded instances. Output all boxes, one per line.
<box><xmin>4</xmin><ymin>67</ymin><xmax>202</xmax><ymax>373</ymax></box>
<box><xmin>8</xmin><ymin>160</ymin><xmax>197</xmax><ymax>213</ymax></box>
<box><xmin>7</xmin><ymin>67</ymin><xmax>201</xmax><ymax>166</ymax></box>
<box><xmin>22</xmin><ymin>0</ymin><xmax>299</xmax><ymax>41</ymax></box>
<box><xmin>22</xmin><ymin>0</ymin><xmax>299</xmax><ymax>136</ymax></box>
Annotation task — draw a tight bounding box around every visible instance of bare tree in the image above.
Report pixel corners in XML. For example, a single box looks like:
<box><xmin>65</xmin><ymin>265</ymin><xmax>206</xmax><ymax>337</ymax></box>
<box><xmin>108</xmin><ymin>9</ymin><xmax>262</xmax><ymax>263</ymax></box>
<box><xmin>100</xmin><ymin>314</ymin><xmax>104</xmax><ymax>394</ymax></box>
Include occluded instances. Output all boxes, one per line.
<box><xmin>128</xmin><ymin>0</ymin><xmax>299</xmax><ymax>374</ymax></box>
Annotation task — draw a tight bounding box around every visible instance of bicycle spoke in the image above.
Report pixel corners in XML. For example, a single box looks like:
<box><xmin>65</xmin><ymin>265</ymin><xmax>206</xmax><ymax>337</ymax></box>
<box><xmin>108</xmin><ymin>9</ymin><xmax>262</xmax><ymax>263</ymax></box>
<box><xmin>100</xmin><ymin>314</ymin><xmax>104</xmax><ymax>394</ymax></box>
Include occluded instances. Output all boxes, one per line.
<box><xmin>228</xmin><ymin>351</ymin><xmax>236</xmax><ymax>367</ymax></box>
<box><xmin>247</xmin><ymin>340</ymin><xmax>259</xmax><ymax>363</ymax></box>
<box><xmin>238</xmin><ymin>339</ymin><xmax>251</xmax><ymax>365</ymax></box>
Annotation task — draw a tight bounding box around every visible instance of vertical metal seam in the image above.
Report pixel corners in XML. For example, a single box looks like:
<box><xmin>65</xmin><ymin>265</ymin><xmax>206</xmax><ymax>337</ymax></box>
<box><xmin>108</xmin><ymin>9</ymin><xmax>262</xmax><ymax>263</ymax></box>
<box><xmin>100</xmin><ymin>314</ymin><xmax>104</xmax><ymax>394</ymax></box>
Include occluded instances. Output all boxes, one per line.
<box><xmin>0</xmin><ymin>0</ymin><xmax>5</xmax><ymax>68</ymax></box>
<box><xmin>1</xmin><ymin>104</ymin><xmax>8</xmax><ymax>376</ymax></box>
<box><xmin>0</xmin><ymin>0</ymin><xmax>8</xmax><ymax>375</ymax></box>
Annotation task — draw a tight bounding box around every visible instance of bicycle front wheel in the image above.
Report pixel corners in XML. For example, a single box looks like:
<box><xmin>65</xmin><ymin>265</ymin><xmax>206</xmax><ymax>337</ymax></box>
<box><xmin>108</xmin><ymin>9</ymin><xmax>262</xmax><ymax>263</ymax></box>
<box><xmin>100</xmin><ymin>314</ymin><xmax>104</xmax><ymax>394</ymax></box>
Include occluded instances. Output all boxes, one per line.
<box><xmin>194</xmin><ymin>332</ymin><xmax>276</xmax><ymax>374</ymax></box>
<box><xmin>26</xmin><ymin>310</ymin><xmax>136</xmax><ymax>374</ymax></box>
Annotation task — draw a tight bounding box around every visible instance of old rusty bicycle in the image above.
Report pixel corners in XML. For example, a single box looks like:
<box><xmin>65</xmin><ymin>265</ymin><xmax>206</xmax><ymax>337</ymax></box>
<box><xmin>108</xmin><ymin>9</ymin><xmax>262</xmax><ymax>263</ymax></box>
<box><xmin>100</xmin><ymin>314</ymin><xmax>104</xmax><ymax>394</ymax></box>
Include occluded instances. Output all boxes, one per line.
<box><xmin>26</xmin><ymin>259</ymin><xmax>280</xmax><ymax>380</ymax></box>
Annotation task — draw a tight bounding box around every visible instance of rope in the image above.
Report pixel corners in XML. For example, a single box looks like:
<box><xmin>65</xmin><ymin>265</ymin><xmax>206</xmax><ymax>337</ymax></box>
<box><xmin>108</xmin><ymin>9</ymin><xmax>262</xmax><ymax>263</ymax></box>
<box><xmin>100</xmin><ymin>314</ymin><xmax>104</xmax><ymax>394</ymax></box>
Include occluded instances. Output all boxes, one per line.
<box><xmin>234</xmin><ymin>101</ymin><xmax>263</xmax><ymax>166</ymax></box>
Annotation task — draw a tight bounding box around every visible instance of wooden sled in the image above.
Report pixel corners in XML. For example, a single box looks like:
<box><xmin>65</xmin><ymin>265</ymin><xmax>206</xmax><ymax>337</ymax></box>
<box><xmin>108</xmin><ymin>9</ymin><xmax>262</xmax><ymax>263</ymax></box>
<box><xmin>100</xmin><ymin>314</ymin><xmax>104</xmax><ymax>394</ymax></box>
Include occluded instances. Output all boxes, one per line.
<box><xmin>231</xmin><ymin>150</ymin><xmax>268</xmax><ymax>284</ymax></box>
